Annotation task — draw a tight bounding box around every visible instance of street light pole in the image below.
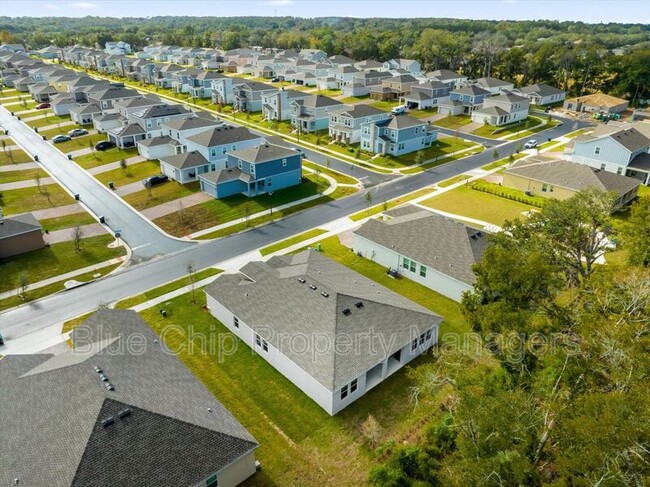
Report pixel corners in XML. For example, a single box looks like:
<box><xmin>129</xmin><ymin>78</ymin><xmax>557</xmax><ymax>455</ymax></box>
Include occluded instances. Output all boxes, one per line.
<box><xmin>269</xmin><ymin>191</ymin><xmax>274</xmax><ymax>216</ymax></box>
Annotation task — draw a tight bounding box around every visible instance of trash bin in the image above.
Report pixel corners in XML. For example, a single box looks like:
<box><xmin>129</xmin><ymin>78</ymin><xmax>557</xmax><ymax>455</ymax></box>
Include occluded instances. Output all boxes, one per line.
<box><xmin>74</xmin><ymin>193</ymin><xmax>80</xmax><ymax>201</ymax></box>
<box><xmin>34</xmin><ymin>127</ymin><xmax>39</xmax><ymax>133</ymax></box>
<box><xmin>108</xmin><ymin>182</ymin><xmax>114</xmax><ymax>190</ymax></box>
<box><xmin>99</xmin><ymin>216</ymin><xmax>105</xmax><ymax>224</ymax></box>
<box><xmin>34</xmin><ymin>155</ymin><xmax>39</xmax><ymax>161</ymax></box>
<box><xmin>68</xmin><ymin>154</ymin><xmax>72</xmax><ymax>160</ymax></box>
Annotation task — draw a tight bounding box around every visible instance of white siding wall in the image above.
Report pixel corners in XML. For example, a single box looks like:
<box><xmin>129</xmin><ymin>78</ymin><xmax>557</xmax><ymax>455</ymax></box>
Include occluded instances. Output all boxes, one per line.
<box><xmin>192</xmin><ymin>451</ymin><xmax>257</xmax><ymax>487</ymax></box>
<box><xmin>206</xmin><ymin>294</ymin><xmax>335</xmax><ymax>414</ymax></box>
<box><xmin>572</xmin><ymin>138</ymin><xmax>632</xmax><ymax>167</ymax></box>
<box><xmin>353</xmin><ymin>234</ymin><xmax>473</xmax><ymax>302</ymax></box>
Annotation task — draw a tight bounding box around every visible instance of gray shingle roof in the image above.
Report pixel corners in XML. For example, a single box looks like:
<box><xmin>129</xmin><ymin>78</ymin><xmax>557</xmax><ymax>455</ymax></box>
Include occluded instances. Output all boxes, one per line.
<box><xmin>609</xmin><ymin>128</ymin><xmax>650</xmax><ymax>152</ymax></box>
<box><xmin>138</xmin><ymin>135</ymin><xmax>180</xmax><ymax>147</ymax></box>
<box><xmin>505</xmin><ymin>156</ymin><xmax>641</xmax><ymax>196</ymax></box>
<box><xmin>204</xmin><ymin>250</ymin><xmax>441</xmax><ymax>391</ymax></box>
<box><xmin>453</xmin><ymin>84</ymin><xmax>490</xmax><ymax>96</ymax></box>
<box><xmin>380</xmin><ymin>115</ymin><xmax>428</xmax><ymax>130</ymax></box>
<box><xmin>355</xmin><ymin>205</ymin><xmax>487</xmax><ymax>285</ymax></box>
<box><xmin>0</xmin><ymin>309</ymin><xmax>257</xmax><ymax>487</ymax></box>
<box><xmin>229</xmin><ymin>143</ymin><xmax>299</xmax><ymax>164</ymax></box>
<box><xmin>0</xmin><ymin>212</ymin><xmax>42</xmax><ymax>239</ymax></box>
<box><xmin>475</xmin><ymin>76</ymin><xmax>512</xmax><ymax>88</ymax></box>
<box><xmin>130</xmin><ymin>104</ymin><xmax>190</xmax><ymax>120</ymax></box>
<box><xmin>519</xmin><ymin>83</ymin><xmax>565</xmax><ymax>97</ymax></box>
<box><xmin>162</xmin><ymin>115</ymin><xmax>221</xmax><ymax>132</ymax></box>
<box><xmin>300</xmin><ymin>94</ymin><xmax>343</xmax><ymax>109</ymax></box>
<box><xmin>69</xmin><ymin>103</ymin><xmax>102</xmax><ymax>115</ymax></box>
<box><xmin>337</xmin><ymin>104</ymin><xmax>388</xmax><ymax>118</ymax></box>
<box><xmin>186</xmin><ymin>125</ymin><xmax>260</xmax><ymax>148</ymax></box>
<box><xmin>160</xmin><ymin>150</ymin><xmax>208</xmax><ymax>169</ymax></box>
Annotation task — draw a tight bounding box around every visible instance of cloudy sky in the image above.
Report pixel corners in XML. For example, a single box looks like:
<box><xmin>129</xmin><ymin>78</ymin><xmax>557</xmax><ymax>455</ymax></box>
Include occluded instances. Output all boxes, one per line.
<box><xmin>1</xmin><ymin>0</ymin><xmax>648</xmax><ymax>23</ymax></box>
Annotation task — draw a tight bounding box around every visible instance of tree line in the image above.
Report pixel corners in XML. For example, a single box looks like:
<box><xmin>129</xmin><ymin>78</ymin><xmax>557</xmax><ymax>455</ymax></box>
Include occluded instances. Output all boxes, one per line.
<box><xmin>1</xmin><ymin>16</ymin><xmax>649</xmax><ymax>102</ymax></box>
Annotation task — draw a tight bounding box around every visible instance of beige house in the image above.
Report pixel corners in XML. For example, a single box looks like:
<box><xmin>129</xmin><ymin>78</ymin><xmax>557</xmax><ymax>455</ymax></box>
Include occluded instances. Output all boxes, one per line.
<box><xmin>0</xmin><ymin>212</ymin><xmax>44</xmax><ymax>259</ymax></box>
<box><xmin>503</xmin><ymin>156</ymin><xmax>640</xmax><ymax>208</ymax></box>
<box><xmin>563</xmin><ymin>92</ymin><xmax>629</xmax><ymax>114</ymax></box>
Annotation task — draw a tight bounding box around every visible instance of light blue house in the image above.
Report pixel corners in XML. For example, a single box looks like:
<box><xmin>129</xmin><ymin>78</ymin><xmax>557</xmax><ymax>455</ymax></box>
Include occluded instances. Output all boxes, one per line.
<box><xmin>360</xmin><ymin>115</ymin><xmax>437</xmax><ymax>156</ymax></box>
<box><xmin>290</xmin><ymin>94</ymin><xmax>345</xmax><ymax>133</ymax></box>
<box><xmin>199</xmin><ymin>143</ymin><xmax>303</xmax><ymax>199</ymax></box>
<box><xmin>438</xmin><ymin>85</ymin><xmax>491</xmax><ymax>116</ymax></box>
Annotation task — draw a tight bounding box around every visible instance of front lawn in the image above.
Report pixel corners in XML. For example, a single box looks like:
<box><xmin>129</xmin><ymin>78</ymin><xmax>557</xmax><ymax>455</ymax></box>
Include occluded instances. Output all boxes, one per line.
<box><xmin>0</xmin><ymin>234</ymin><xmax>125</xmax><ymax>294</ymax></box>
<box><xmin>53</xmin><ymin>133</ymin><xmax>107</xmax><ymax>153</ymax></box>
<box><xmin>314</xmin><ymin>89</ymin><xmax>341</xmax><ymax>97</ymax></box>
<box><xmin>123</xmin><ymin>180</ymin><xmax>201</xmax><ymax>211</ymax></box>
<box><xmin>303</xmin><ymin>160</ymin><xmax>359</xmax><ymax>185</ymax></box>
<box><xmin>0</xmin><ymin>168</ymin><xmax>47</xmax><ymax>183</ymax></box>
<box><xmin>420</xmin><ymin>184</ymin><xmax>537</xmax><ymax>226</ymax></box>
<box><xmin>472</xmin><ymin>116</ymin><xmax>558</xmax><ymax>139</ymax></box>
<box><xmin>74</xmin><ymin>147</ymin><xmax>139</xmax><ymax>169</ymax></box>
<box><xmin>154</xmin><ymin>173</ymin><xmax>331</xmax><ymax>237</ymax></box>
<box><xmin>39</xmin><ymin>212</ymin><xmax>97</xmax><ymax>232</ymax></box>
<box><xmin>95</xmin><ymin>160</ymin><xmax>162</xmax><ymax>187</ymax></box>
<box><xmin>481</xmin><ymin>153</ymin><xmax>526</xmax><ymax>171</ymax></box>
<box><xmin>0</xmin><ymin>147</ymin><xmax>33</xmax><ymax>165</ymax></box>
<box><xmin>0</xmin><ymin>184</ymin><xmax>75</xmax><ymax>214</ymax></box>
<box><xmin>433</xmin><ymin>114</ymin><xmax>472</xmax><ymax>129</ymax></box>
<box><xmin>339</xmin><ymin>95</ymin><xmax>370</xmax><ymax>104</ymax></box>
<box><xmin>24</xmin><ymin>114</ymin><xmax>71</xmax><ymax>128</ymax></box>
<box><xmin>438</xmin><ymin>174</ymin><xmax>471</xmax><ymax>188</ymax></box>
<box><xmin>368</xmin><ymin>100</ymin><xmax>399</xmax><ymax>112</ymax></box>
<box><xmin>407</xmin><ymin>107</ymin><xmax>438</xmax><ymax>119</ymax></box>
<box><xmin>135</xmin><ymin>233</ymin><xmax>467</xmax><ymax>484</ymax></box>
<box><xmin>260</xmin><ymin>228</ymin><xmax>328</xmax><ymax>256</ymax></box>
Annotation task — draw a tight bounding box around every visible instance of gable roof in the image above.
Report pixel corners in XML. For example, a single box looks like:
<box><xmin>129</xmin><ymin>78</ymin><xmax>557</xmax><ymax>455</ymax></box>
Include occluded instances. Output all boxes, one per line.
<box><xmin>299</xmin><ymin>94</ymin><xmax>344</xmax><ymax>109</ymax></box>
<box><xmin>505</xmin><ymin>156</ymin><xmax>641</xmax><ymax>196</ymax></box>
<box><xmin>475</xmin><ymin>76</ymin><xmax>512</xmax><ymax>88</ymax></box>
<box><xmin>0</xmin><ymin>212</ymin><xmax>42</xmax><ymax>240</ymax></box>
<box><xmin>519</xmin><ymin>83</ymin><xmax>565</xmax><ymax>97</ymax></box>
<box><xmin>185</xmin><ymin>125</ymin><xmax>260</xmax><ymax>148</ymax></box>
<box><xmin>453</xmin><ymin>84</ymin><xmax>490</xmax><ymax>97</ymax></box>
<box><xmin>568</xmin><ymin>92</ymin><xmax>628</xmax><ymax>107</ymax></box>
<box><xmin>129</xmin><ymin>104</ymin><xmax>190</xmax><ymax>120</ymax></box>
<box><xmin>427</xmin><ymin>69</ymin><xmax>467</xmax><ymax>81</ymax></box>
<box><xmin>69</xmin><ymin>103</ymin><xmax>102</xmax><ymax>115</ymax></box>
<box><xmin>160</xmin><ymin>150</ymin><xmax>208</xmax><ymax>169</ymax></box>
<box><xmin>162</xmin><ymin>115</ymin><xmax>221</xmax><ymax>132</ymax></box>
<box><xmin>355</xmin><ymin>205</ymin><xmax>487</xmax><ymax>285</ymax></box>
<box><xmin>229</xmin><ymin>143</ymin><xmax>299</xmax><ymax>164</ymax></box>
<box><xmin>336</xmin><ymin>104</ymin><xmax>388</xmax><ymax>119</ymax></box>
<box><xmin>0</xmin><ymin>309</ymin><xmax>257</xmax><ymax>487</ymax></box>
<box><xmin>204</xmin><ymin>250</ymin><xmax>441</xmax><ymax>391</ymax></box>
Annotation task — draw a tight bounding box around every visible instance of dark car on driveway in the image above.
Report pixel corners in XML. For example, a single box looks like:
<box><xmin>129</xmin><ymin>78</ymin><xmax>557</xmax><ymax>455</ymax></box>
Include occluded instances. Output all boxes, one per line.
<box><xmin>68</xmin><ymin>128</ymin><xmax>88</xmax><ymax>137</ymax></box>
<box><xmin>95</xmin><ymin>140</ymin><xmax>116</xmax><ymax>151</ymax></box>
<box><xmin>52</xmin><ymin>134</ymin><xmax>71</xmax><ymax>143</ymax></box>
<box><xmin>36</xmin><ymin>102</ymin><xmax>51</xmax><ymax>109</ymax></box>
<box><xmin>142</xmin><ymin>174</ymin><xmax>168</xmax><ymax>187</ymax></box>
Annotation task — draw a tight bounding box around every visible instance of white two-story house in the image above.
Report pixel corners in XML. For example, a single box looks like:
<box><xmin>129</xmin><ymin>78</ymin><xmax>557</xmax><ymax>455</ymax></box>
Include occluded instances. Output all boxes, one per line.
<box><xmin>329</xmin><ymin>105</ymin><xmax>391</xmax><ymax>144</ymax></box>
<box><xmin>471</xmin><ymin>93</ymin><xmax>530</xmax><ymax>126</ymax></box>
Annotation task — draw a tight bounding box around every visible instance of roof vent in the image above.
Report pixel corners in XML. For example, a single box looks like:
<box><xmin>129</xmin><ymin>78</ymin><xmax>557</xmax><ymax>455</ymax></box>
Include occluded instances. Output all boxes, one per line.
<box><xmin>342</xmin><ymin>308</ymin><xmax>352</xmax><ymax>316</ymax></box>
<box><xmin>105</xmin><ymin>382</ymin><xmax>115</xmax><ymax>391</ymax></box>
<box><xmin>118</xmin><ymin>408</ymin><xmax>132</xmax><ymax>419</ymax></box>
<box><xmin>298</xmin><ymin>277</ymin><xmax>306</xmax><ymax>283</ymax></box>
<box><xmin>101</xmin><ymin>417</ymin><xmax>115</xmax><ymax>428</ymax></box>
<box><xmin>477</xmin><ymin>231</ymin><xmax>483</xmax><ymax>237</ymax></box>
<box><xmin>309</xmin><ymin>284</ymin><xmax>317</xmax><ymax>290</ymax></box>
<box><xmin>471</xmin><ymin>234</ymin><xmax>477</xmax><ymax>240</ymax></box>
<box><xmin>93</xmin><ymin>365</ymin><xmax>103</xmax><ymax>373</ymax></box>
<box><xmin>355</xmin><ymin>301</ymin><xmax>364</xmax><ymax>309</ymax></box>
<box><xmin>321</xmin><ymin>291</ymin><xmax>329</xmax><ymax>298</ymax></box>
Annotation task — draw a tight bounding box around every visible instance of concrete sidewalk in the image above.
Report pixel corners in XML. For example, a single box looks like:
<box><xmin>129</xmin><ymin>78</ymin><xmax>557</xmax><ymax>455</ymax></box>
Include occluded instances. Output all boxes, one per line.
<box><xmin>141</xmin><ymin>192</ymin><xmax>214</xmax><ymax>220</ymax></box>
<box><xmin>0</xmin><ymin>176</ymin><xmax>55</xmax><ymax>191</ymax></box>
<box><xmin>0</xmin><ymin>161</ymin><xmax>39</xmax><ymax>172</ymax></box>
<box><xmin>19</xmin><ymin>203</ymin><xmax>86</xmax><ymax>220</ymax></box>
<box><xmin>43</xmin><ymin>222</ymin><xmax>107</xmax><ymax>244</ymax></box>
<box><xmin>86</xmin><ymin>155</ymin><xmax>147</xmax><ymax>175</ymax></box>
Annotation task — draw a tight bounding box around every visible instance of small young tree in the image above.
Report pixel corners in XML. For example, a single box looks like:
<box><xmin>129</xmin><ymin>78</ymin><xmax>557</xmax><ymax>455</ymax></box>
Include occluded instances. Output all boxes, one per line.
<box><xmin>515</xmin><ymin>142</ymin><xmax>522</xmax><ymax>154</ymax></box>
<box><xmin>144</xmin><ymin>180</ymin><xmax>153</xmax><ymax>198</ymax></box>
<box><xmin>35</xmin><ymin>170</ymin><xmax>43</xmax><ymax>194</ymax></box>
<box><xmin>365</xmin><ymin>191</ymin><xmax>373</xmax><ymax>213</ymax></box>
<box><xmin>119</xmin><ymin>158</ymin><xmax>128</xmax><ymax>176</ymax></box>
<box><xmin>508</xmin><ymin>153</ymin><xmax>515</xmax><ymax>164</ymax></box>
<box><xmin>360</xmin><ymin>414</ymin><xmax>382</xmax><ymax>449</ymax></box>
<box><xmin>89</xmin><ymin>139</ymin><xmax>97</xmax><ymax>159</ymax></box>
<box><xmin>187</xmin><ymin>262</ymin><xmax>196</xmax><ymax>304</ymax></box>
<box><xmin>72</xmin><ymin>224</ymin><xmax>83</xmax><ymax>252</ymax></box>
<box><xmin>414</xmin><ymin>150</ymin><xmax>425</xmax><ymax>166</ymax></box>
<box><xmin>1</xmin><ymin>139</ymin><xmax>6</xmax><ymax>155</ymax></box>
<box><xmin>325</xmin><ymin>158</ymin><xmax>331</xmax><ymax>170</ymax></box>
<box><xmin>177</xmin><ymin>199</ymin><xmax>185</xmax><ymax>224</ymax></box>
<box><xmin>492</xmin><ymin>149</ymin><xmax>500</xmax><ymax>161</ymax></box>
<box><xmin>18</xmin><ymin>272</ymin><xmax>30</xmax><ymax>301</ymax></box>
<box><xmin>244</xmin><ymin>204</ymin><xmax>250</xmax><ymax>226</ymax></box>
<box><xmin>382</xmin><ymin>200</ymin><xmax>388</xmax><ymax>212</ymax></box>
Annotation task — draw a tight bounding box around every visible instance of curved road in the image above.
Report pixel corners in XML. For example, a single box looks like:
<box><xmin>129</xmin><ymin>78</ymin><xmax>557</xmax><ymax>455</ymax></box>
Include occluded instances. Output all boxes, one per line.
<box><xmin>0</xmin><ymin>103</ymin><xmax>591</xmax><ymax>346</ymax></box>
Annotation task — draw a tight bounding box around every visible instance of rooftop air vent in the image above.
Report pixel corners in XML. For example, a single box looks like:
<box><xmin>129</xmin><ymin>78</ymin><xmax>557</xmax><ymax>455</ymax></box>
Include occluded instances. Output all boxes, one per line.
<box><xmin>105</xmin><ymin>382</ymin><xmax>115</xmax><ymax>391</ymax></box>
<box><xmin>93</xmin><ymin>366</ymin><xmax>103</xmax><ymax>373</ymax></box>
<box><xmin>477</xmin><ymin>231</ymin><xmax>483</xmax><ymax>237</ymax></box>
<box><xmin>118</xmin><ymin>408</ymin><xmax>132</xmax><ymax>419</ymax></box>
<box><xmin>342</xmin><ymin>308</ymin><xmax>351</xmax><ymax>316</ymax></box>
<box><xmin>355</xmin><ymin>302</ymin><xmax>364</xmax><ymax>309</ymax></box>
<box><xmin>101</xmin><ymin>417</ymin><xmax>115</xmax><ymax>428</ymax></box>
<box><xmin>298</xmin><ymin>277</ymin><xmax>306</xmax><ymax>283</ymax></box>
<box><xmin>309</xmin><ymin>284</ymin><xmax>317</xmax><ymax>290</ymax></box>
<box><xmin>471</xmin><ymin>234</ymin><xmax>478</xmax><ymax>240</ymax></box>
<box><xmin>99</xmin><ymin>374</ymin><xmax>109</xmax><ymax>382</ymax></box>
<box><xmin>321</xmin><ymin>291</ymin><xmax>329</xmax><ymax>298</ymax></box>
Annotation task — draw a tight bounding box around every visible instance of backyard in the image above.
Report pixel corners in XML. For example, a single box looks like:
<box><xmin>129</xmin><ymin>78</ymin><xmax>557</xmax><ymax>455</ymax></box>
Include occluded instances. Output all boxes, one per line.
<box><xmin>0</xmin><ymin>184</ymin><xmax>75</xmax><ymax>214</ymax></box>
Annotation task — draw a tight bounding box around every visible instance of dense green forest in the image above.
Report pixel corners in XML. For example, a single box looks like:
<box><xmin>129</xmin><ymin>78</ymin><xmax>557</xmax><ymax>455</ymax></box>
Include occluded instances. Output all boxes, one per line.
<box><xmin>1</xmin><ymin>16</ymin><xmax>649</xmax><ymax>101</ymax></box>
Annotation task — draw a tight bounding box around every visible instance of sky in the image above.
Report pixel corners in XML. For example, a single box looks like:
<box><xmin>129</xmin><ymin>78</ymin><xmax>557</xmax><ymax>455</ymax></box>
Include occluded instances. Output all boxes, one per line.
<box><xmin>0</xmin><ymin>0</ymin><xmax>649</xmax><ymax>24</ymax></box>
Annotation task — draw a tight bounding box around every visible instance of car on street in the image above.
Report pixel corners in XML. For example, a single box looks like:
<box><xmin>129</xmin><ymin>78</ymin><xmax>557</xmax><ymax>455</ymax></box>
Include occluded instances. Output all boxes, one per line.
<box><xmin>52</xmin><ymin>134</ymin><xmax>71</xmax><ymax>143</ymax></box>
<box><xmin>95</xmin><ymin>140</ymin><xmax>116</xmax><ymax>151</ymax></box>
<box><xmin>68</xmin><ymin>128</ymin><xmax>89</xmax><ymax>137</ymax></box>
<box><xmin>36</xmin><ymin>103</ymin><xmax>51</xmax><ymax>109</ymax></box>
<box><xmin>523</xmin><ymin>139</ymin><xmax>538</xmax><ymax>149</ymax></box>
<box><xmin>142</xmin><ymin>174</ymin><xmax>169</xmax><ymax>187</ymax></box>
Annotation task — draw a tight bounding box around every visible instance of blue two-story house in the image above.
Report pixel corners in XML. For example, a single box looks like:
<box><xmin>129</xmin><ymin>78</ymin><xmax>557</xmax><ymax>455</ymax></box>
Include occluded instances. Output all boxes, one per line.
<box><xmin>360</xmin><ymin>115</ymin><xmax>437</xmax><ymax>156</ymax></box>
<box><xmin>199</xmin><ymin>143</ymin><xmax>303</xmax><ymax>199</ymax></box>
<box><xmin>438</xmin><ymin>85</ymin><xmax>491</xmax><ymax>116</ymax></box>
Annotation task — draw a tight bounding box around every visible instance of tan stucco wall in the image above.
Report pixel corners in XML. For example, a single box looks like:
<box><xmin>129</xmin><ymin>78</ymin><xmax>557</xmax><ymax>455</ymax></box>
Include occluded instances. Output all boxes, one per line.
<box><xmin>502</xmin><ymin>173</ymin><xmax>576</xmax><ymax>200</ymax></box>
<box><xmin>0</xmin><ymin>230</ymin><xmax>45</xmax><ymax>259</ymax></box>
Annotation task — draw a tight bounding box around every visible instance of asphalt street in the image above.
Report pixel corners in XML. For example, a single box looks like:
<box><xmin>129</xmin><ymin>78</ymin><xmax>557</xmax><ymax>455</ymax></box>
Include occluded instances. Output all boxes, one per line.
<box><xmin>0</xmin><ymin>105</ymin><xmax>590</xmax><ymax>345</ymax></box>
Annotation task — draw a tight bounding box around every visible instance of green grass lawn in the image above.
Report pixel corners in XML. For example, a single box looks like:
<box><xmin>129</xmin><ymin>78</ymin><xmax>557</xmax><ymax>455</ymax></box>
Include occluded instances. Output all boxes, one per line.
<box><xmin>0</xmin><ymin>88</ymin><xmax>19</xmax><ymax>97</ymax></box>
<box><xmin>11</xmin><ymin>100</ymin><xmax>39</xmax><ymax>112</ymax></box>
<box><xmin>197</xmin><ymin>185</ymin><xmax>358</xmax><ymax>240</ymax></box>
<box><xmin>472</xmin><ymin>180</ymin><xmax>547</xmax><ymax>207</ymax></box>
<box><xmin>314</xmin><ymin>89</ymin><xmax>341</xmax><ymax>97</ymax></box>
<box><xmin>438</xmin><ymin>174</ymin><xmax>471</xmax><ymax>188</ymax></box>
<box><xmin>123</xmin><ymin>180</ymin><xmax>200</xmax><ymax>211</ymax></box>
<box><xmin>53</xmin><ymin>133</ymin><xmax>107</xmax><ymax>154</ymax></box>
<box><xmin>74</xmin><ymin>147</ymin><xmax>139</xmax><ymax>169</ymax></box>
<box><xmin>24</xmin><ymin>114</ymin><xmax>72</xmax><ymax>128</ymax></box>
<box><xmin>303</xmin><ymin>160</ymin><xmax>359</xmax><ymax>185</ymax></box>
<box><xmin>0</xmin><ymin>168</ymin><xmax>47</xmax><ymax>183</ymax></box>
<box><xmin>339</xmin><ymin>95</ymin><xmax>370</xmax><ymax>104</ymax></box>
<box><xmin>115</xmin><ymin>267</ymin><xmax>222</xmax><ymax>309</ymax></box>
<box><xmin>481</xmin><ymin>153</ymin><xmax>526</xmax><ymax>171</ymax></box>
<box><xmin>0</xmin><ymin>263</ymin><xmax>120</xmax><ymax>313</ymax></box>
<box><xmin>472</xmin><ymin>116</ymin><xmax>559</xmax><ymax>140</ymax></box>
<box><xmin>0</xmin><ymin>234</ymin><xmax>125</xmax><ymax>294</ymax></box>
<box><xmin>368</xmin><ymin>99</ymin><xmax>399</xmax><ymax>111</ymax></box>
<box><xmin>132</xmin><ymin>233</ymin><xmax>467</xmax><ymax>484</ymax></box>
<box><xmin>39</xmin><ymin>212</ymin><xmax>97</xmax><ymax>232</ymax></box>
<box><xmin>95</xmin><ymin>160</ymin><xmax>161</xmax><ymax>187</ymax></box>
<box><xmin>0</xmin><ymin>184</ymin><xmax>75</xmax><ymax>214</ymax></box>
<box><xmin>349</xmin><ymin>187</ymin><xmax>436</xmax><ymax>221</ymax></box>
<box><xmin>0</xmin><ymin>147</ymin><xmax>33</xmax><ymax>165</ymax></box>
<box><xmin>420</xmin><ymin>184</ymin><xmax>537</xmax><ymax>226</ymax></box>
<box><xmin>154</xmin><ymin>173</ymin><xmax>331</xmax><ymax>237</ymax></box>
<box><xmin>433</xmin><ymin>114</ymin><xmax>472</xmax><ymax>129</ymax></box>
<box><xmin>260</xmin><ymin>228</ymin><xmax>328</xmax><ymax>256</ymax></box>
<box><xmin>407</xmin><ymin>107</ymin><xmax>438</xmax><ymax>119</ymax></box>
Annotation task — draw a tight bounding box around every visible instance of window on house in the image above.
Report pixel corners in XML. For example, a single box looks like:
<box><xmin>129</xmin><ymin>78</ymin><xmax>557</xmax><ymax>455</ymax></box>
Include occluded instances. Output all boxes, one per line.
<box><xmin>238</xmin><ymin>160</ymin><xmax>243</xmax><ymax>169</ymax></box>
<box><xmin>542</xmin><ymin>184</ymin><xmax>549</xmax><ymax>192</ymax></box>
<box><xmin>282</xmin><ymin>158</ymin><xmax>287</xmax><ymax>167</ymax></box>
<box><xmin>419</xmin><ymin>333</ymin><xmax>425</xmax><ymax>345</ymax></box>
<box><xmin>426</xmin><ymin>329</ymin><xmax>432</xmax><ymax>341</ymax></box>
<box><xmin>351</xmin><ymin>379</ymin><xmax>358</xmax><ymax>393</ymax></box>
<box><xmin>409</xmin><ymin>260</ymin><xmax>416</xmax><ymax>273</ymax></box>
<box><xmin>617</xmin><ymin>167</ymin><xmax>623</xmax><ymax>175</ymax></box>
<box><xmin>206</xmin><ymin>474</ymin><xmax>218</xmax><ymax>487</ymax></box>
<box><xmin>262</xmin><ymin>340</ymin><xmax>268</xmax><ymax>352</ymax></box>
<box><xmin>255</xmin><ymin>334</ymin><xmax>261</xmax><ymax>347</ymax></box>
<box><xmin>402</xmin><ymin>257</ymin><xmax>410</xmax><ymax>269</ymax></box>
<box><xmin>341</xmin><ymin>384</ymin><xmax>348</xmax><ymax>400</ymax></box>
<box><xmin>233</xmin><ymin>316</ymin><xmax>239</xmax><ymax>329</ymax></box>
<box><xmin>600</xmin><ymin>163</ymin><xmax>606</xmax><ymax>170</ymax></box>
<box><xmin>595</xmin><ymin>146</ymin><xmax>601</xmax><ymax>155</ymax></box>
<box><xmin>420</xmin><ymin>265</ymin><xmax>427</xmax><ymax>277</ymax></box>
<box><xmin>398</xmin><ymin>143</ymin><xmax>405</xmax><ymax>151</ymax></box>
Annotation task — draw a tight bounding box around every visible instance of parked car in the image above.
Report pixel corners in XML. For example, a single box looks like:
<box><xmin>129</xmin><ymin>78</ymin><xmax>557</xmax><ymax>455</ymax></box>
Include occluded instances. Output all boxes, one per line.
<box><xmin>52</xmin><ymin>134</ymin><xmax>71</xmax><ymax>143</ymax></box>
<box><xmin>391</xmin><ymin>105</ymin><xmax>407</xmax><ymax>115</ymax></box>
<box><xmin>270</xmin><ymin>77</ymin><xmax>280</xmax><ymax>83</ymax></box>
<box><xmin>95</xmin><ymin>140</ymin><xmax>116</xmax><ymax>151</ymax></box>
<box><xmin>523</xmin><ymin>139</ymin><xmax>538</xmax><ymax>149</ymax></box>
<box><xmin>36</xmin><ymin>102</ymin><xmax>50</xmax><ymax>109</ymax></box>
<box><xmin>142</xmin><ymin>174</ymin><xmax>168</xmax><ymax>187</ymax></box>
<box><xmin>68</xmin><ymin>128</ymin><xmax>88</xmax><ymax>137</ymax></box>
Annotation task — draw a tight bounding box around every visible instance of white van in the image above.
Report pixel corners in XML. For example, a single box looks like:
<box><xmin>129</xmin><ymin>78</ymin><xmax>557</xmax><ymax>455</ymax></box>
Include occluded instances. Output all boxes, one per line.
<box><xmin>391</xmin><ymin>105</ymin><xmax>406</xmax><ymax>115</ymax></box>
